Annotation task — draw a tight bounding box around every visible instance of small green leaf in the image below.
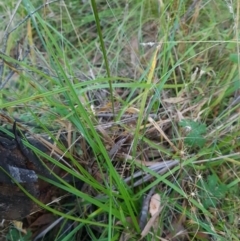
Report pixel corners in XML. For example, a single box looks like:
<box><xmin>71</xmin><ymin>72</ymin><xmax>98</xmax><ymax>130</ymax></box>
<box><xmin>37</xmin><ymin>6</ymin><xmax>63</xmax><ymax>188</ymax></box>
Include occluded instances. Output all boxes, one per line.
<box><xmin>229</xmin><ymin>54</ymin><xmax>239</xmax><ymax>64</ymax></box>
<box><xmin>207</xmin><ymin>175</ymin><xmax>228</xmax><ymax>199</ymax></box>
<box><xmin>179</xmin><ymin>120</ymin><xmax>207</xmax><ymax>148</ymax></box>
<box><xmin>184</xmin><ymin>132</ymin><xmax>206</xmax><ymax>148</ymax></box>
<box><xmin>179</xmin><ymin>120</ymin><xmax>206</xmax><ymax>134</ymax></box>
<box><xmin>6</xmin><ymin>228</ymin><xmax>32</xmax><ymax>241</ymax></box>
<box><xmin>199</xmin><ymin>175</ymin><xmax>228</xmax><ymax>209</ymax></box>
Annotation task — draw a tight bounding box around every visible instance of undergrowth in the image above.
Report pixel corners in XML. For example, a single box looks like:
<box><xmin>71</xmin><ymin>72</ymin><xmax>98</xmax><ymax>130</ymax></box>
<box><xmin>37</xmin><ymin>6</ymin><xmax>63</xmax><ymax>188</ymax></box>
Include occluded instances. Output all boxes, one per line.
<box><xmin>0</xmin><ymin>0</ymin><xmax>239</xmax><ymax>240</ymax></box>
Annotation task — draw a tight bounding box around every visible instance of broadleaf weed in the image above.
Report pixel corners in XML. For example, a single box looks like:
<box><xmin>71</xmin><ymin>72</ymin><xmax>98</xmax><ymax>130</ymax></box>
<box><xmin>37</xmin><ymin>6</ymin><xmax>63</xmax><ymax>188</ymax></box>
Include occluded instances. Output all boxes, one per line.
<box><xmin>179</xmin><ymin>119</ymin><xmax>207</xmax><ymax>148</ymax></box>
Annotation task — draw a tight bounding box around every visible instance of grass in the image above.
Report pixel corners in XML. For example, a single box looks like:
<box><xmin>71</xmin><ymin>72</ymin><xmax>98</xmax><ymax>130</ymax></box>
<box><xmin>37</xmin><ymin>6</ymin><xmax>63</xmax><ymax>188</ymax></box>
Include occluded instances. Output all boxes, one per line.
<box><xmin>0</xmin><ymin>0</ymin><xmax>239</xmax><ymax>240</ymax></box>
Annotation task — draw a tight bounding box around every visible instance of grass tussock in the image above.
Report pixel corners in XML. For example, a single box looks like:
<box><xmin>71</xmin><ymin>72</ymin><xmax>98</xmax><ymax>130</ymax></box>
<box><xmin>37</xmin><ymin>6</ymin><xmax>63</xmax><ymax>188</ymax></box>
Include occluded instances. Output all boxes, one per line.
<box><xmin>0</xmin><ymin>0</ymin><xmax>239</xmax><ymax>240</ymax></box>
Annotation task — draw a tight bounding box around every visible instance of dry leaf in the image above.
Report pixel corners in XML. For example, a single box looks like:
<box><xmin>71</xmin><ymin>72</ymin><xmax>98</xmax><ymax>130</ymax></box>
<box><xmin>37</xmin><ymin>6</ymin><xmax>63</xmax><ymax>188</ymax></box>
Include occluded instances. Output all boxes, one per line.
<box><xmin>13</xmin><ymin>221</ymin><xmax>26</xmax><ymax>234</ymax></box>
<box><xmin>176</xmin><ymin>110</ymin><xmax>184</xmax><ymax>122</ymax></box>
<box><xmin>30</xmin><ymin>213</ymin><xmax>56</xmax><ymax>227</ymax></box>
<box><xmin>140</xmin><ymin>194</ymin><xmax>162</xmax><ymax>239</ymax></box>
<box><xmin>126</xmin><ymin>107</ymin><xmax>139</xmax><ymax>114</ymax></box>
<box><xmin>140</xmin><ymin>208</ymin><xmax>162</xmax><ymax>238</ymax></box>
<box><xmin>149</xmin><ymin>193</ymin><xmax>161</xmax><ymax>216</ymax></box>
<box><xmin>163</xmin><ymin>97</ymin><xmax>185</xmax><ymax>104</ymax></box>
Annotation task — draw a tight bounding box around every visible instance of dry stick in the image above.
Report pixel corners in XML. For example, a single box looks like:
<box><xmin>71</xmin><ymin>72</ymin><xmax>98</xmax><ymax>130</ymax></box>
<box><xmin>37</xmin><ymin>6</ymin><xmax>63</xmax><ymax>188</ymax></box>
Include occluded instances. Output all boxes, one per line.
<box><xmin>123</xmin><ymin>160</ymin><xmax>179</xmax><ymax>187</ymax></box>
<box><xmin>95</xmin><ymin>103</ymin><xmax>201</xmax><ymax>130</ymax></box>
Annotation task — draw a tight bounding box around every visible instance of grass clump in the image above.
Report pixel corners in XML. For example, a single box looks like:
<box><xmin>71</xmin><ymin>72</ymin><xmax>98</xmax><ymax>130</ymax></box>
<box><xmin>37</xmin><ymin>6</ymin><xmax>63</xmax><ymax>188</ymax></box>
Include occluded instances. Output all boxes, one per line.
<box><xmin>0</xmin><ymin>0</ymin><xmax>239</xmax><ymax>240</ymax></box>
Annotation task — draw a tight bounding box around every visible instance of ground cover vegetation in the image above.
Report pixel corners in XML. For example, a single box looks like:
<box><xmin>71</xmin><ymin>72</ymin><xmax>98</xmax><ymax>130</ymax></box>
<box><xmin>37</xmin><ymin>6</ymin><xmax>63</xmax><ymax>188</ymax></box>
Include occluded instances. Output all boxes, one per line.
<box><xmin>0</xmin><ymin>0</ymin><xmax>239</xmax><ymax>240</ymax></box>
